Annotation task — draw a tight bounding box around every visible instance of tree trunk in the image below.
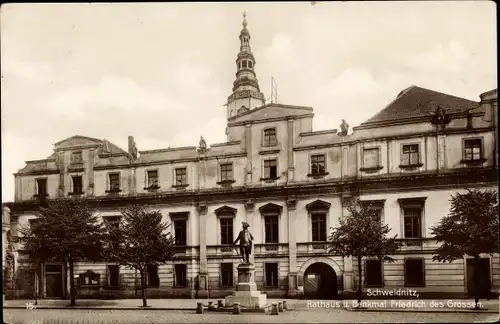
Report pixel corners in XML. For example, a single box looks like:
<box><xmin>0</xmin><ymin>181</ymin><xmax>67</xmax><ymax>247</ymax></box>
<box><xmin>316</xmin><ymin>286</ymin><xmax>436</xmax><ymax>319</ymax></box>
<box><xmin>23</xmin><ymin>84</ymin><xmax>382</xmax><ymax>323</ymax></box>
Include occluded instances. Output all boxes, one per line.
<box><xmin>140</xmin><ymin>269</ymin><xmax>147</xmax><ymax>307</ymax></box>
<box><xmin>473</xmin><ymin>256</ymin><xmax>480</xmax><ymax>310</ymax></box>
<box><xmin>357</xmin><ymin>256</ymin><xmax>362</xmax><ymax>305</ymax></box>
<box><xmin>68</xmin><ymin>257</ymin><xmax>76</xmax><ymax>306</ymax></box>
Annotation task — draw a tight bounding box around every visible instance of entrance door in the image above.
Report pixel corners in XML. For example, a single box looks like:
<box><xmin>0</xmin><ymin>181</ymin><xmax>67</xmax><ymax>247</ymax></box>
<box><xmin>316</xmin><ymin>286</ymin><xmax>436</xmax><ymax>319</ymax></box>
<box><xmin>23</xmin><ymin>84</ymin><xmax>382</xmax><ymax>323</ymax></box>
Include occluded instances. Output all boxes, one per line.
<box><xmin>466</xmin><ymin>258</ymin><xmax>491</xmax><ymax>298</ymax></box>
<box><xmin>303</xmin><ymin>262</ymin><xmax>337</xmax><ymax>299</ymax></box>
<box><xmin>45</xmin><ymin>264</ymin><xmax>64</xmax><ymax>298</ymax></box>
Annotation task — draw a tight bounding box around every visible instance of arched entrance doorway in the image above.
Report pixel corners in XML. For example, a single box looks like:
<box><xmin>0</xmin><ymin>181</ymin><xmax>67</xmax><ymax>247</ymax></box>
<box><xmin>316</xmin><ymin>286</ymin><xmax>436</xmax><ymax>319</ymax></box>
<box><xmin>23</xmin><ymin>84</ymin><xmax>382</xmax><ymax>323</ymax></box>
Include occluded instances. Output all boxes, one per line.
<box><xmin>303</xmin><ymin>262</ymin><xmax>337</xmax><ymax>299</ymax></box>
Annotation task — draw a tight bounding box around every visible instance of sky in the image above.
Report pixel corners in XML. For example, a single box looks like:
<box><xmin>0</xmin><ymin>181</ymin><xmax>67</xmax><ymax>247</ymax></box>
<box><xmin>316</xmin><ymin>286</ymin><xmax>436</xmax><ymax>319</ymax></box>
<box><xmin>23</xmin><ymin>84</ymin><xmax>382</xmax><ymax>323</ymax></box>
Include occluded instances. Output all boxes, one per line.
<box><xmin>1</xmin><ymin>2</ymin><xmax>497</xmax><ymax>202</ymax></box>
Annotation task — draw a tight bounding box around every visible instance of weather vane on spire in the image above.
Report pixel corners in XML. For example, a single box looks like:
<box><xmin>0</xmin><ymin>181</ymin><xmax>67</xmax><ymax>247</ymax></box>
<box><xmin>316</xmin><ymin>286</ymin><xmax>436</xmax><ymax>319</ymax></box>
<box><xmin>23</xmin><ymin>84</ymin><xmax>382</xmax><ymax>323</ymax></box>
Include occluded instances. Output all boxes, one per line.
<box><xmin>242</xmin><ymin>10</ymin><xmax>247</xmax><ymax>28</ymax></box>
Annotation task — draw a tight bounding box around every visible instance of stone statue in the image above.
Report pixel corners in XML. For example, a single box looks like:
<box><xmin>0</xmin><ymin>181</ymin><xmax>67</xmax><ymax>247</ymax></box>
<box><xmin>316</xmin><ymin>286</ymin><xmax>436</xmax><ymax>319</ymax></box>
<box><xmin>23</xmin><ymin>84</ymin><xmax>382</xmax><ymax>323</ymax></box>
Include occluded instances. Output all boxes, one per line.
<box><xmin>233</xmin><ymin>221</ymin><xmax>254</xmax><ymax>264</ymax></box>
<box><xmin>339</xmin><ymin>119</ymin><xmax>349</xmax><ymax>136</ymax></box>
<box><xmin>198</xmin><ymin>136</ymin><xmax>207</xmax><ymax>153</ymax></box>
<box><xmin>431</xmin><ymin>105</ymin><xmax>451</xmax><ymax>127</ymax></box>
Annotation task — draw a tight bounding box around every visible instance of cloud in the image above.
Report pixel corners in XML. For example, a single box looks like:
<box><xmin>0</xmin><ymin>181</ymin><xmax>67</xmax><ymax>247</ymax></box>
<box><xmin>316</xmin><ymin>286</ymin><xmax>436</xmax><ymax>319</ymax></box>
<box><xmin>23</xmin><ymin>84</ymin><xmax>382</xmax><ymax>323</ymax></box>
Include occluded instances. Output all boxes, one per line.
<box><xmin>45</xmin><ymin>75</ymin><xmax>185</xmax><ymax>119</ymax></box>
<box><xmin>399</xmin><ymin>40</ymin><xmax>472</xmax><ymax>72</ymax></box>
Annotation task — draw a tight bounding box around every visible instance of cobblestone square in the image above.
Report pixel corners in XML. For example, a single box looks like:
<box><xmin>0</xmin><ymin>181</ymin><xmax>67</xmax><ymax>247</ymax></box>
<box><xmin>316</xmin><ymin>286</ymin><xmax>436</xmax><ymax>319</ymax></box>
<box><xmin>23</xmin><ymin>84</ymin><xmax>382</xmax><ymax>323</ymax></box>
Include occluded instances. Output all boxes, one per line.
<box><xmin>4</xmin><ymin>308</ymin><xmax>500</xmax><ymax>324</ymax></box>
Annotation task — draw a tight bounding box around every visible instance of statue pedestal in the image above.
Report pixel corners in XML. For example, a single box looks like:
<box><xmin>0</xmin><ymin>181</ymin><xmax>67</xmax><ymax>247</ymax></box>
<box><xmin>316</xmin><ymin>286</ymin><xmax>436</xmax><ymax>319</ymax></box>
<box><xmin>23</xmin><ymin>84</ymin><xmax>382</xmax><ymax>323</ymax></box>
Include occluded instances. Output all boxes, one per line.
<box><xmin>225</xmin><ymin>263</ymin><xmax>267</xmax><ymax>310</ymax></box>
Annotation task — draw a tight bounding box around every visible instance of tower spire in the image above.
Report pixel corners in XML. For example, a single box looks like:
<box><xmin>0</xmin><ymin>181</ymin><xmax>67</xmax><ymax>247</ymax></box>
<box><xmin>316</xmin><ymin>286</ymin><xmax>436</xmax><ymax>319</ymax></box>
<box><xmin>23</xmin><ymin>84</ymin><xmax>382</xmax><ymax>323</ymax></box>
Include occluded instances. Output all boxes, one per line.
<box><xmin>225</xmin><ymin>12</ymin><xmax>265</xmax><ymax>119</ymax></box>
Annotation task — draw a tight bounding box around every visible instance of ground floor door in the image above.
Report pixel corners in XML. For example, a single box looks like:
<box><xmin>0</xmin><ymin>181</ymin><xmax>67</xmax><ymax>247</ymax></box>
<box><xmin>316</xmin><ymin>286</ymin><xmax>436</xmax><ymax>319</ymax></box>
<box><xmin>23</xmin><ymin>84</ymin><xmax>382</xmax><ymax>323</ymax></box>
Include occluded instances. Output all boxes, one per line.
<box><xmin>303</xmin><ymin>262</ymin><xmax>337</xmax><ymax>299</ymax></box>
<box><xmin>45</xmin><ymin>264</ymin><xmax>64</xmax><ymax>298</ymax></box>
<box><xmin>466</xmin><ymin>258</ymin><xmax>491</xmax><ymax>298</ymax></box>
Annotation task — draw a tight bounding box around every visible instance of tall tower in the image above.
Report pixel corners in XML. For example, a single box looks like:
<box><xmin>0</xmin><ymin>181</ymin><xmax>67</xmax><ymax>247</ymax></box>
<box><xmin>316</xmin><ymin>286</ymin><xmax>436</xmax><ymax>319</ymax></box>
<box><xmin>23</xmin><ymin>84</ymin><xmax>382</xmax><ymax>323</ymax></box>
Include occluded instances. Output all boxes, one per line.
<box><xmin>226</xmin><ymin>12</ymin><xmax>265</xmax><ymax>119</ymax></box>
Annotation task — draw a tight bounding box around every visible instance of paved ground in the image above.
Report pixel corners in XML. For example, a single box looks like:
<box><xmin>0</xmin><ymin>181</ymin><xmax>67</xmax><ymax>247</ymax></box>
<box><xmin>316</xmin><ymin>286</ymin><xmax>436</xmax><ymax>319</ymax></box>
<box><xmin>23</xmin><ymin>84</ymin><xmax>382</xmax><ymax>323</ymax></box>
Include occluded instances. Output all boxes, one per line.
<box><xmin>4</xmin><ymin>298</ymin><xmax>499</xmax><ymax>313</ymax></box>
<box><xmin>3</xmin><ymin>308</ymin><xmax>500</xmax><ymax>324</ymax></box>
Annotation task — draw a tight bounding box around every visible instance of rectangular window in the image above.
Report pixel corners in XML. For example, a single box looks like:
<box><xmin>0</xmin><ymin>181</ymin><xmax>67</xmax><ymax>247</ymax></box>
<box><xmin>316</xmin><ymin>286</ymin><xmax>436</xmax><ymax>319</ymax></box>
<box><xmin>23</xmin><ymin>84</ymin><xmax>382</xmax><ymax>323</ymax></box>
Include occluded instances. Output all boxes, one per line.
<box><xmin>147</xmin><ymin>170</ymin><xmax>159</xmax><ymax>187</ymax></box>
<box><xmin>72</xmin><ymin>176</ymin><xmax>83</xmax><ymax>193</ymax></box>
<box><xmin>401</xmin><ymin>144</ymin><xmax>419</xmax><ymax>166</ymax></box>
<box><xmin>464</xmin><ymin>139</ymin><xmax>482</xmax><ymax>161</ymax></box>
<box><xmin>264</xmin><ymin>215</ymin><xmax>279</xmax><ymax>243</ymax></box>
<box><xmin>265</xmin><ymin>263</ymin><xmax>279</xmax><ymax>287</ymax></box>
<box><xmin>174</xmin><ymin>219</ymin><xmax>187</xmax><ymax>246</ymax></box>
<box><xmin>220</xmin><ymin>163</ymin><xmax>233</xmax><ymax>182</ymax></box>
<box><xmin>221</xmin><ymin>263</ymin><xmax>233</xmax><ymax>287</ymax></box>
<box><xmin>109</xmin><ymin>173</ymin><xmax>120</xmax><ymax>191</ymax></box>
<box><xmin>311</xmin><ymin>155</ymin><xmax>326</xmax><ymax>175</ymax></box>
<box><xmin>363</xmin><ymin>148</ymin><xmax>380</xmax><ymax>168</ymax></box>
<box><xmin>264</xmin><ymin>159</ymin><xmax>277</xmax><ymax>178</ymax></box>
<box><xmin>71</xmin><ymin>151</ymin><xmax>82</xmax><ymax>163</ymax></box>
<box><xmin>311</xmin><ymin>213</ymin><xmax>327</xmax><ymax>242</ymax></box>
<box><xmin>107</xmin><ymin>265</ymin><xmax>119</xmax><ymax>287</ymax></box>
<box><xmin>263</xmin><ymin>129</ymin><xmax>277</xmax><ymax>146</ymax></box>
<box><xmin>365</xmin><ymin>260</ymin><xmax>383</xmax><ymax>287</ymax></box>
<box><xmin>36</xmin><ymin>178</ymin><xmax>47</xmax><ymax>196</ymax></box>
<box><xmin>220</xmin><ymin>218</ymin><xmax>233</xmax><ymax>245</ymax></box>
<box><xmin>174</xmin><ymin>264</ymin><xmax>187</xmax><ymax>287</ymax></box>
<box><xmin>405</xmin><ymin>259</ymin><xmax>425</xmax><ymax>287</ymax></box>
<box><xmin>175</xmin><ymin>168</ymin><xmax>187</xmax><ymax>186</ymax></box>
<box><xmin>404</xmin><ymin>208</ymin><xmax>422</xmax><ymax>238</ymax></box>
<box><xmin>104</xmin><ymin>216</ymin><xmax>121</xmax><ymax>230</ymax></box>
<box><xmin>146</xmin><ymin>265</ymin><xmax>160</xmax><ymax>287</ymax></box>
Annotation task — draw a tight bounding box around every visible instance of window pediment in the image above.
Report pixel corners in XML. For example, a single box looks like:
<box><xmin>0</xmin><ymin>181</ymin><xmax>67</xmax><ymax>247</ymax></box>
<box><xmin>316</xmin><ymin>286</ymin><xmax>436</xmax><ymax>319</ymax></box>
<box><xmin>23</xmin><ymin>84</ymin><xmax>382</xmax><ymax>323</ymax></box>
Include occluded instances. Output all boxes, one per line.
<box><xmin>398</xmin><ymin>197</ymin><xmax>426</xmax><ymax>207</ymax></box>
<box><xmin>259</xmin><ymin>203</ymin><xmax>283</xmax><ymax>215</ymax></box>
<box><xmin>215</xmin><ymin>205</ymin><xmax>237</xmax><ymax>217</ymax></box>
<box><xmin>360</xmin><ymin>199</ymin><xmax>386</xmax><ymax>209</ymax></box>
<box><xmin>306</xmin><ymin>200</ymin><xmax>331</xmax><ymax>212</ymax></box>
<box><xmin>169</xmin><ymin>212</ymin><xmax>189</xmax><ymax>221</ymax></box>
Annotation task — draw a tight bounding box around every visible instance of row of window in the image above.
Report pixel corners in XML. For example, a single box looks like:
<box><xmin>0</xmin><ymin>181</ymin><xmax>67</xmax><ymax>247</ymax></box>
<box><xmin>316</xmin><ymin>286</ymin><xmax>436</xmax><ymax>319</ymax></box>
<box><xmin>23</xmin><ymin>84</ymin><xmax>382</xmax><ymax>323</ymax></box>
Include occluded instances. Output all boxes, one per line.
<box><xmin>364</xmin><ymin>259</ymin><xmax>425</xmax><ymax>287</ymax></box>
<box><xmin>104</xmin><ymin>262</ymin><xmax>279</xmax><ymax>289</ymax></box>
<box><xmin>362</xmin><ymin>138</ymin><xmax>485</xmax><ymax>169</ymax></box>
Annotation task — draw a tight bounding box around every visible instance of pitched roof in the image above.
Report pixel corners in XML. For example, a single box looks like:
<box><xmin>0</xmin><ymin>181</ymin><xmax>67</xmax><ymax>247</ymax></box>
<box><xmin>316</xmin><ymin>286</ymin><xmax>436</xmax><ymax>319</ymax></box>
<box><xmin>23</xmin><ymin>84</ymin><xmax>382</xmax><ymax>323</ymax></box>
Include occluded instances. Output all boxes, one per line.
<box><xmin>361</xmin><ymin>86</ymin><xmax>480</xmax><ymax>126</ymax></box>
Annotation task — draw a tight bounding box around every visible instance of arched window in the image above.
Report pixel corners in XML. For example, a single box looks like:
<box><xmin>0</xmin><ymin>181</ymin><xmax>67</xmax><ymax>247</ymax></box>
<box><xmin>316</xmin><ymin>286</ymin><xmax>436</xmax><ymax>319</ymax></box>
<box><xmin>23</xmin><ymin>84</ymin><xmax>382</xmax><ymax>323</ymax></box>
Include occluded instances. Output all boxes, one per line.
<box><xmin>249</xmin><ymin>61</ymin><xmax>253</xmax><ymax>68</ymax></box>
<box><xmin>242</xmin><ymin>61</ymin><xmax>247</xmax><ymax>68</ymax></box>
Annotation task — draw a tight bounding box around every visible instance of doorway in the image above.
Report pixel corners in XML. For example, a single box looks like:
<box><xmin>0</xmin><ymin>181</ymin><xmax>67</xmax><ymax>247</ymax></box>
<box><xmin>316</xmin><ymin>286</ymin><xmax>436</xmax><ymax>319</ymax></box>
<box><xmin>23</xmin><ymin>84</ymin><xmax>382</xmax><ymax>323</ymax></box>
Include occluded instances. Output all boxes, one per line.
<box><xmin>45</xmin><ymin>264</ymin><xmax>64</xmax><ymax>298</ymax></box>
<box><xmin>303</xmin><ymin>262</ymin><xmax>338</xmax><ymax>299</ymax></box>
<box><xmin>466</xmin><ymin>258</ymin><xmax>491</xmax><ymax>299</ymax></box>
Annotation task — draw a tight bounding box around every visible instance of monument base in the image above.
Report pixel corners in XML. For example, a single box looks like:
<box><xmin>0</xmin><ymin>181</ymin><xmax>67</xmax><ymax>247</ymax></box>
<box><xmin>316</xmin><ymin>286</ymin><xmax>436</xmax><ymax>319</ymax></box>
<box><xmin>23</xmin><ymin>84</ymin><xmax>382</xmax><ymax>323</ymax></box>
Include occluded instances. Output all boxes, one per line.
<box><xmin>225</xmin><ymin>263</ymin><xmax>267</xmax><ymax>310</ymax></box>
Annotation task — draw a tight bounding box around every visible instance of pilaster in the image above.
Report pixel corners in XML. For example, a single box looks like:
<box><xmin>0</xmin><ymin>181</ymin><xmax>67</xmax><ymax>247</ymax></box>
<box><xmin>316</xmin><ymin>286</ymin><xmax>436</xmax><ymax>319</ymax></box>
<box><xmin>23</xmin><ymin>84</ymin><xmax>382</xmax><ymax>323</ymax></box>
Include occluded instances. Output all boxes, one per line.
<box><xmin>88</xmin><ymin>149</ymin><xmax>95</xmax><ymax>196</ymax></box>
<box><xmin>287</xmin><ymin>119</ymin><xmax>295</xmax><ymax>182</ymax></box>
<box><xmin>286</xmin><ymin>197</ymin><xmax>298</xmax><ymax>297</ymax></box>
<box><xmin>57</xmin><ymin>152</ymin><xmax>65</xmax><ymax>197</ymax></box>
<box><xmin>245</xmin><ymin>124</ymin><xmax>252</xmax><ymax>185</ymax></box>
<box><xmin>197</xmin><ymin>203</ymin><xmax>208</xmax><ymax>298</ymax></box>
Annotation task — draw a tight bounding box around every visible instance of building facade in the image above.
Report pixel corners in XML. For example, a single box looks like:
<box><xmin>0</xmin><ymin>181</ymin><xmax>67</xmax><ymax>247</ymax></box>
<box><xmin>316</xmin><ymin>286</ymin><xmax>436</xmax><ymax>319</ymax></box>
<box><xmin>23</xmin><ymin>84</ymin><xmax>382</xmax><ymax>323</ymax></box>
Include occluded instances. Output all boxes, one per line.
<box><xmin>3</xmin><ymin>16</ymin><xmax>499</xmax><ymax>300</ymax></box>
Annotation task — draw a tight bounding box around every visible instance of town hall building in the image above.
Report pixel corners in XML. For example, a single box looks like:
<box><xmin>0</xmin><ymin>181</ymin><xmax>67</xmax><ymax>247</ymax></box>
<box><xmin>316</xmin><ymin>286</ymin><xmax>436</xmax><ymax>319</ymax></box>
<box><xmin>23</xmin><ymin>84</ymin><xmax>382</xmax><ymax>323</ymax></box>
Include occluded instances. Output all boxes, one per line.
<box><xmin>3</xmin><ymin>15</ymin><xmax>498</xmax><ymax>300</ymax></box>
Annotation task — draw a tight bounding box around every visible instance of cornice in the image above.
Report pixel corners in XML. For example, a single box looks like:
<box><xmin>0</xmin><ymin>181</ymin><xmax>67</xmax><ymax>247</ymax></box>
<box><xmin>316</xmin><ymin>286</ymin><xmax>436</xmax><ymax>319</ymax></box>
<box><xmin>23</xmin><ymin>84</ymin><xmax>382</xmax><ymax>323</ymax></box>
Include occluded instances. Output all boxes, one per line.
<box><xmin>293</xmin><ymin>127</ymin><xmax>495</xmax><ymax>152</ymax></box>
<box><xmin>228</xmin><ymin>113</ymin><xmax>314</xmax><ymax>127</ymax></box>
<box><xmin>8</xmin><ymin>168</ymin><xmax>497</xmax><ymax>214</ymax></box>
<box><xmin>13</xmin><ymin>170</ymin><xmax>60</xmax><ymax>177</ymax></box>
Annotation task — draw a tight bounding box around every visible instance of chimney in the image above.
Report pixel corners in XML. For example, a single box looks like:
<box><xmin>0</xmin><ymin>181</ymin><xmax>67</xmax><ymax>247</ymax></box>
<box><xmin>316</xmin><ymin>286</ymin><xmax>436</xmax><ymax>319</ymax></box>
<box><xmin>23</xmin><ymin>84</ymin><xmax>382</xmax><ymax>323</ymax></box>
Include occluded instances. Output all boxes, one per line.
<box><xmin>128</xmin><ymin>136</ymin><xmax>138</xmax><ymax>160</ymax></box>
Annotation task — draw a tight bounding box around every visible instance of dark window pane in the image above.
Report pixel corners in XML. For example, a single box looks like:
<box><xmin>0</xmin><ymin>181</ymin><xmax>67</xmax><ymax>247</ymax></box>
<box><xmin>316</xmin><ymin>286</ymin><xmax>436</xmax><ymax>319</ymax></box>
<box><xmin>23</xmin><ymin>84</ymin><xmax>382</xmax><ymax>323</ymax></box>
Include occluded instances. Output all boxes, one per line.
<box><xmin>147</xmin><ymin>265</ymin><xmax>159</xmax><ymax>287</ymax></box>
<box><xmin>147</xmin><ymin>170</ymin><xmax>158</xmax><ymax>187</ymax></box>
<box><xmin>264</xmin><ymin>215</ymin><xmax>279</xmax><ymax>243</ymax></box>
<box><xmin>404</xmin><ymin>208</ymin><xmax>421</xmax><ymax>238</ymax></box>
<box><xmin>264</xmin><ymin>159</ymin><xmax>278</xmax><ymax>178</ymax></box>
<box><xmin>311</xmin><ymin>155</ymin><xmax>326</xmax><ymax>174</ymax></box>
<box><xmin>265</xmin><ymin>263</ymin><xmax>279</xmax><ymax>287</ymax></box>
<box><xmin>311</xmin><ymin>213</ymin><xmax>326</xmax><ymax>241</ymax></box>
<box><xmin>175</xmin><ymin>168</ymin><xmax>187</xmax><ymax>186</ymax></box>
<box><xmin>221</xmin><ymin>263</ymin><xmax>233</xmax><ymax>287</ymax></box>
<box><xmin>264</xmin><ymin>129</ymin><xmax>277</xmax><ymax>146</ymax></box>
<box><xmin>174</xmin><ymin>220</ymin><xmax>187</xmax><ymax>246</ymax></box>
<box><xmin>365</xmin><ymin>260</ymin><xmax>383</xmax><ymax>286</ymax></box>
<box><xmin>175</xmin><ymin>264</ymin><xmax>187</xmax><ymax>287</ymax></box>
<box><xmin>36</xmin><ymin>179</ymin><xmax>47</xmax><ymax>196</ymax></box>
<box><xmin>72</xmin><ymin>176</ymin><xmax>83</xmax><ymax>193</ymax></box>
<box><xmin>405</xmin><ymin>259</ymin><xmax>425</xmax><ymax>287</ymax></box>
<box><xmin>109</xmin><ymin>173</ymin><xmax>120</xmax><ymax>190</ymax></box>
<box><xmin>108</xmin><ymin>265</ymin><xmax>119</xmax><ymax>287</ymax></box>
<box><xmin>220</xmin><ymin>218</ymin><xmax>233</xmax><ymax>245</ymax></box>
<box><xmin>220</xmin><ymin>164</ymin><xmax>233</xmax><ymax>182</ymax></box>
